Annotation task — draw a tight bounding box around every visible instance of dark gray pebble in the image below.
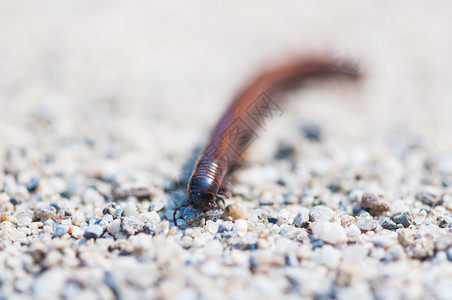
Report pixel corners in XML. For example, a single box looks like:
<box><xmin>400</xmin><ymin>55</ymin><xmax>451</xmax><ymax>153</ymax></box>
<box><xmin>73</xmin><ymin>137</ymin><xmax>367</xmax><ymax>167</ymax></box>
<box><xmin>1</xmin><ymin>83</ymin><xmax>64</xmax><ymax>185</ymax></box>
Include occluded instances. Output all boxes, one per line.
<box><xmin>380</xmin><ymin>217</ymin><xmax>399</xmax><ymax>230</ymax></box>
<box><xmin>26</xmin><ymin>177</ymin><xmax>40</xmax><ymax>192</ymax></box>
<box><xmin>268</xmin><ymin>217</ymin><xmax>278</xmax><ymax>224</ymax></box>
<box><xmin>83</xmin><ymin>224</ymin><xmax>104</xmax><ymax>239</ymax></box>
<box><xmin>392</xmin><ymin>212</ymin><xmax>413</xmax><ymax>227</ymax></box>
<box><xmin>415</xmin><ymin>191</ymin><xmax>435</xmax><ymax>206</ymax></box>
<box><xmin>10</xmin><ymin>198</ymin><xmax>23</xmax><ymax>205</ymax></box>
<box><xmin>274</xmin><ymin>143</ymin><xmax>294</xmax><ymax>160</ymax></box>
<box><xmin>59</xmin><ymin>191</ymin><xmax>71</xmax><ymax>199</ymax></box>
<box><xmin>301</xmin><ymin>122</ymin><xmax>322</xmax><ymax>141</ymax></box>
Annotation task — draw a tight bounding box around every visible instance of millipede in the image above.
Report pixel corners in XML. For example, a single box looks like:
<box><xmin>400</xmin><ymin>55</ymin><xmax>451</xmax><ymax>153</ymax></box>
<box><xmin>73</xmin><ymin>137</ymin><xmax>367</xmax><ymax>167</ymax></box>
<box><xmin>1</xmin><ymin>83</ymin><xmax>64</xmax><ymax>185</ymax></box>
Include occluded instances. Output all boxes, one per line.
<box><xmin>174</xmin><ymin>56</ymin><xmax>359</xmax><ymax>225</ymax></box>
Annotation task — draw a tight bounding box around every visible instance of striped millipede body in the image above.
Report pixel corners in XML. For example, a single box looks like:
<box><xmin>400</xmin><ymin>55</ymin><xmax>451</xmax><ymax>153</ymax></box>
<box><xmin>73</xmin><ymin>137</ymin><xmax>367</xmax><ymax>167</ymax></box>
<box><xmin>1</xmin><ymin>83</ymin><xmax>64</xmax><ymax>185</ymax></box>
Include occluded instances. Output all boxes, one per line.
<box><xmin>175</xmin><ymin>57</ymin><xmax>359</xmax><ymax>223</ymax></box>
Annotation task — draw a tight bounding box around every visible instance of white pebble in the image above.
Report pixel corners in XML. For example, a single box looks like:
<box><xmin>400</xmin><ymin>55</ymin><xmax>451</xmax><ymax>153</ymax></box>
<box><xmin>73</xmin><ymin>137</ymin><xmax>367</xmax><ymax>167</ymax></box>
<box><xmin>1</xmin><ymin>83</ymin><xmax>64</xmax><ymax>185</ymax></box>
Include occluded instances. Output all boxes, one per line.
<box><xmin>347</xmin><ymin>224</ymin><xmax>361</xmax><ymax>238</ymax></box>
<box><xmin>123</xmin><ymin>202</ymin><xmax>138</xmax><ymax>217</ymax></box>
<box><xmin>233</xmin><ymin>220</ymin><xmax>248</xmax><ymax>236</ymax></box>
<box><xmin>313</xmin><ymin>222</ymin><xmax>347</xmax><ymax>245</ymax></box>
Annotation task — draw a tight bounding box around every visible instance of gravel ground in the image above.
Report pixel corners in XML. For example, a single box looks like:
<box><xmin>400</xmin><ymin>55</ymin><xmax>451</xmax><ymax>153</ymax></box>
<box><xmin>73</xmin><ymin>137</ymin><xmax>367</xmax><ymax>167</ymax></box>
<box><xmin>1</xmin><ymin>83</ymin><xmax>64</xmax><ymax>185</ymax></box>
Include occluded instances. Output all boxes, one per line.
<box><xmin>1</xmin><ymin>1</ymin><xmax>452</xmax><ymax>300</ymax></box>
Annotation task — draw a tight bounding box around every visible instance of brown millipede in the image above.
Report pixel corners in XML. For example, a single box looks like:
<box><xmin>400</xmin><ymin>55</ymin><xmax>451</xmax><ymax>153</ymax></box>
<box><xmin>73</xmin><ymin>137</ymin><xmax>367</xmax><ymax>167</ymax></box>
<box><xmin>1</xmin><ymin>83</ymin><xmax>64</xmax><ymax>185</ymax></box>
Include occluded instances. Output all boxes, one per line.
<box><xmin>174</xmin><ymin>56</ymin><xmax>359</xmax><ymax>224</ymax></box>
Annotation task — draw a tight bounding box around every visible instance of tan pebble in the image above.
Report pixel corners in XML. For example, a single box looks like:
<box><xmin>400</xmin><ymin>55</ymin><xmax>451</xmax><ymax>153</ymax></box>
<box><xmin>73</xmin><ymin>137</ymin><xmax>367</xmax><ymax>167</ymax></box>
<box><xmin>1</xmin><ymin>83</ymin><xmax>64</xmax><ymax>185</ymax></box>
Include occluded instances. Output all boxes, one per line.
<box><xmin>360</xmin><ymin>192</ymin><xmax>390</xmax><ymax>214</ymax></box>
<box><xmin>397</xmin><ymin>228</ymin><xmax>416</xmax><ymax>247</ymax></box>
<box><xmin>70</xmin><ymin>226</ymin><xmax>83</xmax><ymax>239</ymax></box>
<box><xmin>167</xmin><ymin>226</ymin><xmax>178</xmax><ymax>236</ymax></box>
<box><xmin>223</xmin><ymin>204</ymin><xmax>247</xmax><ymax>220</ymax></box>
<box><xmin>0</xmin><ymin>212</ymin><xmax>10</xmax><ymax>222</ymax></box>
<box><xmin>412</xmin><ymin>238</ymin><xmax>434</xmax><ymax>259</ymax></box>
<box><xmin>341</xmin><ymin>215</ymin><xmax>356</xmax><ymax>227</ymax></box>
<box><xmin>93</xmin><ymin>207</ymin><xmax>103</xmax><ymax>217</ymax></box>
<box><xmin>72</xmin><ymin>211</ymin><xmax>86</xmax><ymax>226</ymax></box>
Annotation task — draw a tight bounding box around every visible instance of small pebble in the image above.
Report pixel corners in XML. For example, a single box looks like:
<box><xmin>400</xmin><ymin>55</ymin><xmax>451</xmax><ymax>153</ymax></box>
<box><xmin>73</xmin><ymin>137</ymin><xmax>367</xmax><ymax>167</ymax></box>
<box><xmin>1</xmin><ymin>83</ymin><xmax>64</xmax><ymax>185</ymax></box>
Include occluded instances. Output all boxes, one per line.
<box><xmin>121</xmin><ymin>216</ymin><xmax>145</xmax><ymax>235</ymax></box>
<box><xmin>53</xmin><ymin>225</ymin><xmax>69</xmax><ymax>237</ymax></box>
<box><xmin>446</xmin><ymin>248</ymin><xmax>452</xmax><ymax>262</ymax></box>
<box><xmin>380</xmin><ymin>217</ymin><xmax>399</xmax><ymax>230</ymax></box>
<box><xmin>267</xmin><ymin>217</ymin><xmax>278</xmax><ymax>224</ymax></box>
<box><xmin>123</xmin><ymin>202</ymin><xmax>138</xmax><ymax>217</ymax></box>
<box><xmin>415</xmin><ymin>188</ymin><xmax>438</xmax><ymax>206</ymax></box>
<box><xmin>360</xmin><ymin>192</ymin><xmax>390</xmax><ymax>214</ymax></box>
<box><xmin>392</xmin><ymin>212</ymin><xmax>413</xmax><ymax>227</ymax></box>
<box><xmin>355</xmin><ymin>218</ymin><xmax>378</xmax><ymax>232</ymax></box>
<box><xmin>313</xmin><ymin>222</ymin><xmax>347</xmax><ymax>245</ymax></box>
<box><xmin>397</xmin><ymin>228</ymin><xmax>416</xmax><ymax>247</ymax></box>
<box><xmin>346</xmin><ymin>224</ymin><xmax>361</xmax><ymax>238</ymax></box>
<box><xmin>102</xmin><ymin>203</ymin><xmax>117</xmax><ymax>216</ymax></box>
<box><xmin>223</xmin><ymin>204</ymin><xmax>247</xmax><ymax>220</ymax></box>
<box><xmin>385</xmin><ymin>245</ymin><xmax>406</xmax><ymax>261</ymax></box>
<box><xmin>10</xmin><ymin>198</ymin><xmax>23</xmax><ymax>205</ymax></box>
<box><xmin>301</xmin><ymin>122</ymin><xmax>322</xmax><ymax>141</ymax></box>
<box><xmin>233</xmin><ymin>220</ymin><xmax>248</xmax><ymax>236</ymax></box>
<box><xmin>26</xmin><ymin>177</ymin><xmax>40</xmax><ymax>192</ymax></box>
<box><xmin>309</xmin><ymin>206</ymin><xmax>335</xmax><ymax>222</ymax></box>
<box><xmin>293</xmin><ymin>211</ymin><xmax>308</xmax><ymax>228</ymax></box>
<box><xmin>83</xmin><ymin>225</ymin><xmax>104</xmax><ymax>239</ymax></box>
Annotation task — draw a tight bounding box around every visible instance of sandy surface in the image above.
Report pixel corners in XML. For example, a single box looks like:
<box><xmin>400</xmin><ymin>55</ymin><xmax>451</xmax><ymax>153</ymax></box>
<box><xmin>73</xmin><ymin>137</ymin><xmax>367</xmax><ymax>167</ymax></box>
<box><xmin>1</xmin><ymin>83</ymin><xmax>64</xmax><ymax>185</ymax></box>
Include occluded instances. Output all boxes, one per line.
<box><xmin>0</xmin><ymin>1</ymin><xmax>452</xmax><ymax>299</ymax></box>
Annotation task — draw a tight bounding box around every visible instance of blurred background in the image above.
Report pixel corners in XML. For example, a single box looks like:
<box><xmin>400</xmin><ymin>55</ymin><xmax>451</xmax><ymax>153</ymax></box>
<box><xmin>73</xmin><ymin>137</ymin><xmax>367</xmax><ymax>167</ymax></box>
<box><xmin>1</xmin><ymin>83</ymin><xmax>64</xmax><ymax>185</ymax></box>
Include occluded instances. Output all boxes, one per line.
<box><xmin>0</xmin><ymin>0</ymin><xmax>451</xmax><ymax>188</ymax></box>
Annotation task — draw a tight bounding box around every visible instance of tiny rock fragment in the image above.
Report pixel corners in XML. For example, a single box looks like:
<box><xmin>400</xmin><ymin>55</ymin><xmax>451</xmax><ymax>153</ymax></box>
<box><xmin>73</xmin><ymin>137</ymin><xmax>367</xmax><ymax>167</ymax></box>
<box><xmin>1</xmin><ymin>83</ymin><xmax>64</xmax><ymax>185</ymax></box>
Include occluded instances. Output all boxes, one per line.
<box><xmin>267</xmin><ymin>217</ymin><xmax>278</xmax><ymax>224</ymax></box>
<box><xmin>313</xmin><ymin>222</ymin><xmax>347</xmax><ymax>245</ymax></box>
<box><xmin>233</xmin><ymin>220</ymin><xmax>248</xmax><ymax>236</ymax></box>
<box><xmin>223</xmin><ymin>204</ymin><xmax>247</xmax><ymax>220</ymax></box>
<box><xmin>309</xmin><ymin>206</ymin><xmax>335</xmax><ymax>222</ymax></box>
<box><xmin>380</xmin><ymin>217</ymin><xmax>399</xmax><ymax>230</ymax></box>
<box><xmin>301</xmin><ymin>122</ymin><xmax>322</xmax><ymax>141</ymax></box>
<box><xmin>360</xmin><ymin>192</ymin><xmax>390</xmax><ymax>215</ymax></box>
<box><xmin>26</xmin><ymin>177</ymin><xmax>40</xmax><ymax>192</ymax></box>
<box><xmin>397</xmin><ymin>228</ymin><xmax>416</xmax><ymax>247</ymax></box>
<box><xmin>415</xmin><ymin>188</ymin><xmax>438</xmax><ymax>206</ymax></box>
<box><xmin>293</xmin><ymin>212</ymin><xmax>307</xmax><ymax>228</ymax></box>
<box><xmin>392</xmin><ymin>212</ymin><xmax>413</xmax><ymax>228</ymax></box>
<box><xmin>83</xmin><ymin>224</ymin><xmax>104</xmax><ymax>239</ymax></box>
<box><xmin>53</xmin><ymin>224</ymin><xmax>70</xmax><ymax>237</ymax></box>
<box><xmin>355</xmin><ymin>218</ymin><xmax>378</xmax><ymax>232</ymax></box>
<box><xmin>36</xmin><ymin>206</ymin><xmax>59</xmax><ymax>221</ymax></box>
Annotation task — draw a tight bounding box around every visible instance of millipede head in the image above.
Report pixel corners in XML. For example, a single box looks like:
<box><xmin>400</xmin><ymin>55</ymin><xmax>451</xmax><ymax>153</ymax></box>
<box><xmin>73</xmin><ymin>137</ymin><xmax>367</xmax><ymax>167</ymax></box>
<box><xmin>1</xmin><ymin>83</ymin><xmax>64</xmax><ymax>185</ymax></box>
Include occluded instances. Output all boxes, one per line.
<box><xmin>189</xmin><ymin>192</ymin><xmax>217</xmax><ymax>211</ymax></box>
